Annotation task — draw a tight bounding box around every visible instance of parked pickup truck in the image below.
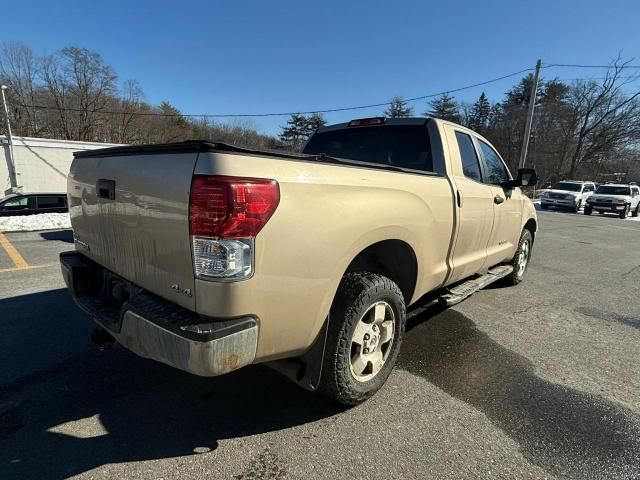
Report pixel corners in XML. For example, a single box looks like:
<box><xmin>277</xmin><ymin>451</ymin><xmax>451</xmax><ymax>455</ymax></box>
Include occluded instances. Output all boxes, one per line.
<box><xmin>61</xmin><ymin>117</ymin><xmax>538</xmax><ymax>405</ymax></box>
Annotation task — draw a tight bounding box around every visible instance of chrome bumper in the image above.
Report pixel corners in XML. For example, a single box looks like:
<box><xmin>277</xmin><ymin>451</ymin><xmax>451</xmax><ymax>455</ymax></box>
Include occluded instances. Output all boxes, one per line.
<box><xmin>60</xmin><ymin>251</ymin><xmax>258</xmax><ymax>377</ymax></box>
<box><xmin>116</xmin><ymin>311</ymin><xmax>257</xmax><ymax>376</ymax></box>
<box><xmin>542</xmin><ymin>198</ymin><xmax>576</xmax><ymax>206</ymax></box>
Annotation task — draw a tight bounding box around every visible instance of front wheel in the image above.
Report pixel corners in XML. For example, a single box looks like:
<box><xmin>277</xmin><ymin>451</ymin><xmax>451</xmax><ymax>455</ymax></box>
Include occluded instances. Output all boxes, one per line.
<box><xmin>619</xmin><ymin>205</ymin><xmax>629</xmax><ymax>219</ymax></box>
<box><xmin>584</xmin><ymin>205</ymin><xmax>592</xmax><ymax>215</ymax></box>
<box><xmin>541</xmin><ymin>203</ymin><xmax>549</xmax><ymax>210</ymax></box>
<box><xmin>632</xmin><ymin>204</ymin><xmax>639</xmax><ymax>218</ymax></box>
<box><xmin>503</xmin><ymin>229</ymin><xmax>533</xmax><ymax>286</ymax></box>
<box><xmin>318</xmin><ymin>272</ymin><xmax>406</xmax><ymax>405</ymax></box>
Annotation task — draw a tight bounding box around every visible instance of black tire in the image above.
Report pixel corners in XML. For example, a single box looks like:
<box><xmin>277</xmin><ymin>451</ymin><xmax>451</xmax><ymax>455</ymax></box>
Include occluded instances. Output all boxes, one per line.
<box><xmin>584</xmin><ymin>206</ymin><xmax>592</xmax><ymax>215</ymax></box>
<box><xmin>503</xmin><ymin>229</ymin><xmax>533</xmax><ymax>286</ymax></box>
<box><xmin>541</xmin><ymin>203</ymin><xmax>549</xmax><ymax>210</ymax></box>
<box><xmin>619</xmin><ymin>205</ymin><xmax>629</xmax><ymax>219</ymax></box>
<box><xmin>632</xmin><ymin>204</ymin><xmax>639</xmax><ymax>218</ymax></box>
<box><xmin>318</xmin><ymin>272</ymin><xmax>406</xmax><ymax>405</ymax></box>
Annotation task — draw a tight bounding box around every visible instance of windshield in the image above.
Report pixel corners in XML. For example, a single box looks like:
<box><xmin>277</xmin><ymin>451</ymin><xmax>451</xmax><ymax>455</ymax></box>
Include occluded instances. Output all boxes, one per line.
<box><xmin>596</xmin><ymin>186</ymin><xmax>630</xmax><ymax>195</ymax></box>
<box><xmin>551</xmin><ymin>182</ymin><xmax>582</xmax><ymax>192</ymax></box>
<box><xmin>303</xmin><ymin>125</ymin><xmax>433</xmax><ymax>172</ymax></box>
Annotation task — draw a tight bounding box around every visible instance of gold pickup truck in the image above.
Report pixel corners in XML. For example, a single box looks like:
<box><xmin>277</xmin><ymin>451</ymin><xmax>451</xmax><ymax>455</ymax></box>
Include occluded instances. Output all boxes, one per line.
<box><xmin>60</xmin><ymin>117</ymin><xmax>538</xmax><ymax>405</ymax></box>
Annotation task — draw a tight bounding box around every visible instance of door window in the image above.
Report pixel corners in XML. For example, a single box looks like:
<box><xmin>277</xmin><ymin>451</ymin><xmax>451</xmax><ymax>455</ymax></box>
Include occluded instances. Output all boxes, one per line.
<box><xmin>1</xmin><ymin>197</ymin><xmax>36</xmax><ymax>210</ymax></box>
<box><xmin>455</xmin><ymin>132</ymin><xmax>482</xmax><ymax>182</ymax></box>
<box><xmin>477</xmin><ymin>140</ymin><xmax>510</xmax><ymax>185</ymax></box>
<box><xmin>37</xmin><ymin>196</ymin><xmax>66</xmax><ymax>208</ymax></box>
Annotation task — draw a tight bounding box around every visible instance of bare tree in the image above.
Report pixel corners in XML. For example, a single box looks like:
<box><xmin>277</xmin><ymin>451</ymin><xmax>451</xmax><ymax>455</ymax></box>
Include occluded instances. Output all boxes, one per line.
<box><xmin>566</xmin><ymin>57</ymin><xmax>640</xmax><ymax>177</ymax></box>
<box><xmin>0</xmin><ymin>42</ymin><xmax>42</xmax><ymax>136</ymax></box>
<box><xmin>42</xmin><ymin>47</ymin><xmax>117</xmax><ymax>140</ymax></box>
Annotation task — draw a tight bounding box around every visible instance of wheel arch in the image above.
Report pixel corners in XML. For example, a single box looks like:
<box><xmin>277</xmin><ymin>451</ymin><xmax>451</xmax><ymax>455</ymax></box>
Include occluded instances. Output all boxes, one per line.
<box><xmin>343</xmin><ymin>239</ymin><xmax>419</xmax><ymax>304</ymax></box>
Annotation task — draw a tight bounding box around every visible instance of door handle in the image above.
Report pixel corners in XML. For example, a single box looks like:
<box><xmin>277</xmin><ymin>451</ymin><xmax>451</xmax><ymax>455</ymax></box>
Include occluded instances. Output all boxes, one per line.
<box><xmin>494</xmin><ymin>195</ymin><xmax>505</xmax><ymax>204</ymax></box>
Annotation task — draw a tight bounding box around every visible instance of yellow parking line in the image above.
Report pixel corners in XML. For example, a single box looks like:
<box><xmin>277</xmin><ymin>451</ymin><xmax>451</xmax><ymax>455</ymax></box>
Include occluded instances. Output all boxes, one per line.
<box><xmin>0</xmin><ymin>262</ymin><xmax>55</xmax><ymax>274</ymax></box>
<box><xmin>0</xmin><ymin>232</ymin><xmax>29</xmax><ymax>269</ymax></box>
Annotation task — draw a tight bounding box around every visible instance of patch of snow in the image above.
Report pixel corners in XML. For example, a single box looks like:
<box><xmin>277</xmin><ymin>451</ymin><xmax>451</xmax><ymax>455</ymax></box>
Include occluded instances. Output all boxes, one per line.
<box><xmin>0</xmin><ymin>213</ymin><xmax>71</xmax><ymax>232</ymax></box>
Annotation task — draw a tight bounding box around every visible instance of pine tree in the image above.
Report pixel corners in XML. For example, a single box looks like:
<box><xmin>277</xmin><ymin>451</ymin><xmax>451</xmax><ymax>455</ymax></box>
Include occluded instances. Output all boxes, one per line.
<box><xmin>468</xmin><ymin>92</ymin><xmax>491</xmax><ymax>132</ymax></box>
<box><xmin>304</xmin><ymin>113</ymin><xmax>327</xmax><ymax>137</ymax></box>
<box><xmin>505</xmin><ymin>74</ymin><xmax>535</xmax><ymax>106</ymax></box>
<box><xmin>426</xmin><ymin>93</ymin><xmax>460</xmax><ymax>123</ymax></box>
<box><xmin>384</xmin><ymin>96</ymin><xmax>414</xmax><ymax>118</ymax></box>
<box><xmin>279</xmin><ymin>113</ymin><xmax>327</xmax><ymax>149</ymax></box>
<box><xmin>279</xmin><ymin>113</ymin><xmax>308</xmax><ymax>148</ymax></box>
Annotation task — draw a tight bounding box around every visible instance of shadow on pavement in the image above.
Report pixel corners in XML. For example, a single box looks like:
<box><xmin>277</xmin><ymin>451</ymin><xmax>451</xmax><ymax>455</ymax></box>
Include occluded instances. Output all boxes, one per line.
<box><xmin>0</xmin><ymin>289</ymin><xmax>343</xmax><ymax>480</ymax></box>
<box><xmin>400</xmin><ymin>307</ymin><xmax>640</xmax><ymax>479</ymax></box>
<box><xmin>39</xmin><ymin>229</ymin><xmax>73</xmax><ymax>243</ymax></box>
<box><xmin>3</xmin><ymin>289</ymin><xmax>640</xmax><ymax>479</ymax></box>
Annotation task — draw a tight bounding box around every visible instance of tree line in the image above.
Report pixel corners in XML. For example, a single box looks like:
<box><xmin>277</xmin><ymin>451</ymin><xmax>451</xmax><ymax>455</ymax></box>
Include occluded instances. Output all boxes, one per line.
<box><xmin>0</xmin><ymin>42</ymin><xmax>280</xmax><ymax>148</ymax></box>
<box><xmin>371</xmin><ymin>61</ymin><xmax>640</xmax><ymax>184</ymax></box>
<box><xmin>2</xmin><ymin>41</ymin><xmax>638</xmax><ymax>183</ymax></box>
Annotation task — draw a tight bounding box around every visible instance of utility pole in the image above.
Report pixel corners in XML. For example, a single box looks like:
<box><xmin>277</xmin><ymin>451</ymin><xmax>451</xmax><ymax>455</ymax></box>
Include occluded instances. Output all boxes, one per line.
<box><xmin>1</xmin><ymin>85</ymin><xmax>19</xmax><ymax>192</ymax></box>
<box><xmin>518</xmin><ymin>59</ymin><xmax>542</xmax><ymax>169</ymax></box>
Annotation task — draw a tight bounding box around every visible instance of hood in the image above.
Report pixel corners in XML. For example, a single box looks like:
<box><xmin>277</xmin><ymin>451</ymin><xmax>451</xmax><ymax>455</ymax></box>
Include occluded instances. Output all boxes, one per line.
<box><xmin>544</xmin><ymin>189</ymin><xmax>580</xmax><ymax>196</ymax></box>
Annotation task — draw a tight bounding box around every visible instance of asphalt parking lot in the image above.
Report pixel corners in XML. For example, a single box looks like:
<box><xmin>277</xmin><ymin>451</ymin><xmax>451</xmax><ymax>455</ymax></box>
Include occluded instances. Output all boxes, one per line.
<box><xmin>1</xmin><ymin>211</ymin><xmax>639</xmax><ymax>480</ymax></box>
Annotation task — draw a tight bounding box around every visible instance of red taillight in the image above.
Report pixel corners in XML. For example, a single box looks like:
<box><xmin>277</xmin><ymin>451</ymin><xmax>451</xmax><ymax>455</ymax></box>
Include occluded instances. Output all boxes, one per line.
<box><xmin>190</xmin><ymin>175</ymin><xmax>279</xmax><ymax>238</ymax></box>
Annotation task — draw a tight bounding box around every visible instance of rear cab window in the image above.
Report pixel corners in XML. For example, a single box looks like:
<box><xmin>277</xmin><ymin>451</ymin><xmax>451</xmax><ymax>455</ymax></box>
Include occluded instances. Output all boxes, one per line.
<box><xmin>303</xmin><ymin>124</ymin><xmax>437</xmax><ymax>174</ymax></box>
<box><xmin>454</xmin><ymin>132</ymin><xmax>482</xmax><ymax>182</ymax></box>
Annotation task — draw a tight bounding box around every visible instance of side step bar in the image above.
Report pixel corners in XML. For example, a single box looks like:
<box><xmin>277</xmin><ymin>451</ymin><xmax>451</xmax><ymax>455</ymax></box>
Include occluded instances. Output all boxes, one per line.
<box><xmin>439</xmin><ymin>265</ymin><xmax>513</xmax><ymax>307</ymax></box>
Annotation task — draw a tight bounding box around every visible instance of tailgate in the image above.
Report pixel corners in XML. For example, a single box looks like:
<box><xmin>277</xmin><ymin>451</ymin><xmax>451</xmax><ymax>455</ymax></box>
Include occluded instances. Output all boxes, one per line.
<box><xmin>68</xmin><ymin>147</ymin><xmax>199</xmax><ymax>310</ymax></box>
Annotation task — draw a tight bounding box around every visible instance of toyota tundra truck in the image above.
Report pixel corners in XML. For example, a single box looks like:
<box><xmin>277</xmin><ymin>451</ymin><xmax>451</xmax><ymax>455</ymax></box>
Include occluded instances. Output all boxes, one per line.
<box><xmin>61</xmin><ymin>117</ymin><xmax>538</xmax><ymax>405</ymax></box>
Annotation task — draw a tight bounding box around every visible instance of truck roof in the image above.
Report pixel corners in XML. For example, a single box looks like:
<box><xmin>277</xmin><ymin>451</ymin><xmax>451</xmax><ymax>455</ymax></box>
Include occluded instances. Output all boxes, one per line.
<box><xmin>318</xmin><ymin>117</ymin><xmax>430</xmax><ymax>133</ymax></box>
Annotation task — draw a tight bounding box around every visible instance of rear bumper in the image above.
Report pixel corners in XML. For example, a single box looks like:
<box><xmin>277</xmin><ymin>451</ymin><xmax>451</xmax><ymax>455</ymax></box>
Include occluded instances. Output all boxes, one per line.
<box><xmin>60</xmin><ymin>251</ymin><xmax>258</xmax><ymax>376</ymax></box>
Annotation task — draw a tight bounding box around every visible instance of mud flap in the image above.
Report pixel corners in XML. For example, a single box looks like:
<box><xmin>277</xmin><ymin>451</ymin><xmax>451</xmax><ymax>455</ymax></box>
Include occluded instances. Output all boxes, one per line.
<box><xmin>266</xmin><ymin>315</ymin><xmax>330</xmax><ymax>391</ymax></box>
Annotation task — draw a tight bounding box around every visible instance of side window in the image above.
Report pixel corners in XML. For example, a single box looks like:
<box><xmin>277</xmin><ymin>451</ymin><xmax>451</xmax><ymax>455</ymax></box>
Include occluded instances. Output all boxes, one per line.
<box><xmin>37</xmin><ymin>196</ymin><xmax>66</xmax><ymax>208</ymax></box>
<box><xmin>477</xmin><ymin>140</ymin><xmax>510</xmax><ymax>185</ymax></box>
<box><xmin>455</xmin><ymin>132</ymin><xmax>482</xmax><ymax>182</ymax></box>
<box><xmin>1</xmin><ymin>197</ymin><xmax>28</xmax><ymax>210</ymax></box>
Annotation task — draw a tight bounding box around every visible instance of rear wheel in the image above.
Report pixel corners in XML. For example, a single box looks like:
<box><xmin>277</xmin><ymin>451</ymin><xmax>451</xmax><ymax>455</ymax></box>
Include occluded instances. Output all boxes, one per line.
<box><xmin>584</xmin><ymin>205</ymin><xmax>592</xmax><ymax>215</ymax></box>
<box><xmin>503</xmin><ymin>229</ymin><xmax>533</xmax><ymax>286</ymax></box>
<box><xmin>318</xmin><ymin>272</ymin><xmax>406</xmax><ymax>405</ymax></box>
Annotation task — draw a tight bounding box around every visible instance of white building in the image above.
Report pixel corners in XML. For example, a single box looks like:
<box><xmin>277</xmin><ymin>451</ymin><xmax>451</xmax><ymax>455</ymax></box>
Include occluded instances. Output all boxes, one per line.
<box><xmin>1</xmin><ymin>135</ymin><xmax>122</xmax><ymax>195</ymax></box>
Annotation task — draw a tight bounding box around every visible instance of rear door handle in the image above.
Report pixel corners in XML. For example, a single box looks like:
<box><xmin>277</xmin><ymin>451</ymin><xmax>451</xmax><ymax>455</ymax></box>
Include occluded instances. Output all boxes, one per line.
<box><xmin>494</xmin><ymin>195</ymin><xmax>505</xmax><ymax>204</ymax></box>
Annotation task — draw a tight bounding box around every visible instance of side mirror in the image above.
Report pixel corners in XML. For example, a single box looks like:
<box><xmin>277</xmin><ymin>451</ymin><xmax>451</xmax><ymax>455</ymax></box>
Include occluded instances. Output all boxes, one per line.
<box><xmin>516</xmin><ymin>168</ymin><xmax>537</xmax><ymax>187</ymax></box>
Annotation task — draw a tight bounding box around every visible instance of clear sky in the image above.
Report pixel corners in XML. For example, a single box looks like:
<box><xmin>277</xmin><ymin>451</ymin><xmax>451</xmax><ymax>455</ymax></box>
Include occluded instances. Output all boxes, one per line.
<box><xmin>2</xmin><ymin>0</ymin><xmax>639</xmax><ymax>135</ymax></box>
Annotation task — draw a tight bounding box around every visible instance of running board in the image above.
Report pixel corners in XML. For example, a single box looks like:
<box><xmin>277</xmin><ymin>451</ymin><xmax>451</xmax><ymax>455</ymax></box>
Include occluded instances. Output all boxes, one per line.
<box><xmin>439</xmin><ymin>265</ymin><xmax>513</xmax><ymax>307</ymax></box>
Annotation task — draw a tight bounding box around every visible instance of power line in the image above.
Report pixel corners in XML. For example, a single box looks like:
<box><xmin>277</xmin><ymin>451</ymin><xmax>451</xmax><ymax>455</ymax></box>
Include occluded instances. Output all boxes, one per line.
<box><xmin>10</xmin><ymin>63</ymin><xmax>640</xmax><ymax>119</ymax></box>
<box><xmin>14</xmin><ymin>67</ymin><xmax>536</xmax><ymax>118</ymax></box>
<box><xmin>545</xmin><ymin>63</ymin><xmax>640</xmax><ymax>69</ymax></box>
